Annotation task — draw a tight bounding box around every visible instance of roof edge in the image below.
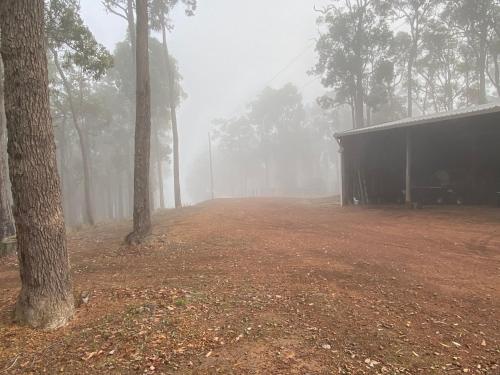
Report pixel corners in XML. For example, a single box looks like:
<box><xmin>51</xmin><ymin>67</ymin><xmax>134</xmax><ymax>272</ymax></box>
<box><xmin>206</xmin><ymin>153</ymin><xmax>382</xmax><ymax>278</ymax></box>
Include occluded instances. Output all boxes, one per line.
<box><xmin>334</xmin><ymin>103</ymin><xmax>500</xmax><ymax>139</ymax></box>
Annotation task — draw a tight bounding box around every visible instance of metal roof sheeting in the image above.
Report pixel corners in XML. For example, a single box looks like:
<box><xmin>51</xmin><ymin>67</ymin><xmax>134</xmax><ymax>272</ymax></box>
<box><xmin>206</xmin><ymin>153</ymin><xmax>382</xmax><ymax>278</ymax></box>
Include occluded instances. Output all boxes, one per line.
<box><xmin>335</xmin><ymin>102</ymin><xmax>500</xmax><ymax>138</ymax></box>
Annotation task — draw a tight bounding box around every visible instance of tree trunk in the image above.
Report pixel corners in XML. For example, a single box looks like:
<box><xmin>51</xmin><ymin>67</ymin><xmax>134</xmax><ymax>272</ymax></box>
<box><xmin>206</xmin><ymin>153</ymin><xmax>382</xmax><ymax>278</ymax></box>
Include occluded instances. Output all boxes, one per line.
<box><xmin>478</xmin><ymin>35</ymin><xmax>487</xmax><ymax>104</ymax></box>
<box><xmin>0</xmin><ymin>0</ymin><xmax>74</xmax><ymax>329</ymax></box>
<box><xmin>127</xmin><ymin>0</ymin><xmax>136</xmax><ymax>61</ymax></box>
<box><xmin>126</xmin><ymin>0</ymin><xmax>152</xmax><ymax>244</ymax></box>
<box><xmin>161</xmin><ymin>22</ymin><xmax>182</xmax><ymax>208</ymax></box>
<box><xmin>407</xmin><ymin>48</ymin><xmax>415</xmax><ymax>117</ymax></box>
<box><xmin>52</xmin><ymin>51</ymin><xmax>95</xmax><ymax>225</ymax></box>
<box><xmin>118</xmin><ymin>172</ymin><xmax>124</xmax><ymax>219</ymax></box>
<box><xmin>107</xmin><ymin>179</ymin><xmax>114</xmax><ymax>221</ymax></box>
<box><xmin>0</xmin><ymin>54</ymin><xmax>15</xmax><ymax>241</ymax></box>
<box><xmin>354</xmin><ymin>75</ymin><xmax>364</xmax><ymax>128</ymax></box>
<box><xmin>154</xmin><ymin>132</ymin><xmax>165</xmax><ymax>209</ymax></box>
<box><xmin>465</xmin><ymin>70</ymin><xmax>470</xmax><ymax>107</ymax></box>
<box><xmin>493</xmin><ymin>51</ymin><xmax>500</xmax><ymax>96</ymax></box>
<box><xmin>56</xmin><ymin>115</ymin><xmax>72</xmax><ymax>225</ymax></box>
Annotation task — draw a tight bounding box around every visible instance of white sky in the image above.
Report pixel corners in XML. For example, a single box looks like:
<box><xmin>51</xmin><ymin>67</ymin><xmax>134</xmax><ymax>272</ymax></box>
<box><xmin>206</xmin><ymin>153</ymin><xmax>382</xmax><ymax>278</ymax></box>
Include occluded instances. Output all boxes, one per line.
<box><xmin>81</xmin><ymin>0</ymin><xmax>330</xmax><ymax>200</ymax></box>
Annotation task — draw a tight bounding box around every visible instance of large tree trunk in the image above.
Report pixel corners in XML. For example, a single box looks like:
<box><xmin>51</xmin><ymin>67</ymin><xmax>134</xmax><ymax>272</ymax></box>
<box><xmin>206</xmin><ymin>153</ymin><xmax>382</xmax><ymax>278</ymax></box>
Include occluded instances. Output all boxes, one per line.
<box><xmin>161</xmin><ymin>23</ymin><xmax>182</xmax><ymax>208</ymax></box>
<box><xmin>0</xmin><ymin>0</ymin><xmax>74</xmax><ymax>329</ymax></box>
<box><xmin>126</xmin><ymin>0</ymin><xmax>152</xmax><ymax>244</ymax></box>
<box><xmin>0</xmin><ymin>54</ymin><xmax>15</xmax><ymax>241</ymax></box>
<box><xmin>52</xmin><ymin>51</ymin><xmax>95</xmax><ymax>225</ymax></box>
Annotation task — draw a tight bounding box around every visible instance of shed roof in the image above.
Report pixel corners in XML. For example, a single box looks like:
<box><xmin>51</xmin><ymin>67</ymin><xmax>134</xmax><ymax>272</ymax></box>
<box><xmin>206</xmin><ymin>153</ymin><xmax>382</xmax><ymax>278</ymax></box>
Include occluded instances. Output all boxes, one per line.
<box><xmin>335</xmin><ymin>102</ymin><xmax>500</xmax><ymax>139</ymax></box>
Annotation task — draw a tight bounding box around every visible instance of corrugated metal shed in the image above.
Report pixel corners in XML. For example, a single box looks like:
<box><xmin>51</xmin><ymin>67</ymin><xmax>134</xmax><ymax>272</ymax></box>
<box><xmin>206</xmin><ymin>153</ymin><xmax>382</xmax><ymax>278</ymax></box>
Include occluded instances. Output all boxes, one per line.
<box><xmin>335</xmin><ymin>102</ymin><xmax>500</xmax><ymax>139</ymax></box>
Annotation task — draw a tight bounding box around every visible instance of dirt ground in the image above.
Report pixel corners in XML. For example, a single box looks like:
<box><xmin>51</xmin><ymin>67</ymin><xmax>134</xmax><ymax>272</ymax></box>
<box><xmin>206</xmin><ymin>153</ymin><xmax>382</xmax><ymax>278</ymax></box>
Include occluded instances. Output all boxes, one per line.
<box><xmin>0</xmin><ymin>198</ymin><xmax>499</xmax><ymax>374</ymax></box>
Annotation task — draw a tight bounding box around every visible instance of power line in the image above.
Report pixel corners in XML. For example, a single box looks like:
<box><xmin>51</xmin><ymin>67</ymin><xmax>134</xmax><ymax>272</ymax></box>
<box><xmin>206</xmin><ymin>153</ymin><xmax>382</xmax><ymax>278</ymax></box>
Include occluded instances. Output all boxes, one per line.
<box><xmin>263</xmin><ymin>42</ymin><xmax>315</xmax><ymax>87</ymax></box>
<box><xmin>299</xmin><ymin>76</ymin><xmax>321</xmax><ymax>90</ymax></box>
<box><xmin>223</xmin><ymin>41</ymin><xmax>316</xmax><ymax>119</ymax></box>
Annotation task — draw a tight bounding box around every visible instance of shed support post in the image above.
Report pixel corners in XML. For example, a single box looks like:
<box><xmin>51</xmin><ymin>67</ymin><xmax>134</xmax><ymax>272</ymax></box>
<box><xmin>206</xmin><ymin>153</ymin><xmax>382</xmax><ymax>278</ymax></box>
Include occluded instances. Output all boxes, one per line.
<box><xmin>405</xmin><ymin>130</ymin><xmax>412</xmax><ymax>206</ymax></box>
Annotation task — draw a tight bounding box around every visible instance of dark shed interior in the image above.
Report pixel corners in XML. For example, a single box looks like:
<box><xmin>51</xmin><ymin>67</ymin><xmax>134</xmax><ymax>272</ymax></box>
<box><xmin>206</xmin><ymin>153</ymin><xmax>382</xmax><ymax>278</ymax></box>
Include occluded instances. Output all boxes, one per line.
<box><xmin>337</xmin><ymin>107</ymin><xmax>500</xmax><ymax>207</ymax></box>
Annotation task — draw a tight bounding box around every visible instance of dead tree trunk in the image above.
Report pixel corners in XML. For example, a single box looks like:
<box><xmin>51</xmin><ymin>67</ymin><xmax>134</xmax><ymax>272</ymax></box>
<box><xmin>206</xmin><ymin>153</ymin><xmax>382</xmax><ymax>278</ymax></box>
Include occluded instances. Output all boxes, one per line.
<box><xmin>126</xmin><ymin>0</ymin><xmax>152</xmax><ymax>244</ymax></box>
<box><xmin>161</xmin><ymin>20</ymin><xmax>182</xmax><ymax>208</ymax></box>
<box><xmin>0</xmin><ymin>54</ymin><xmax>14</xmax><ymax>241</ymax></box>
<box><xmin>0</xmin><ymin>0</ymin><xmax>74</xmax><ymax>329</ymax></box>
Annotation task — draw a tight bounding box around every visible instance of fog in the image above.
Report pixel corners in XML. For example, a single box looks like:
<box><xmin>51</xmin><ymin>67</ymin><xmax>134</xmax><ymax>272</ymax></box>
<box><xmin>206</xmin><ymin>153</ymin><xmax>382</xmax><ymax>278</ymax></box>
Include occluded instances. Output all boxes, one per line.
<box><xmin>22</xmin><ymin>0</ymin><xmax>498</xmax><ymax>226</ymax></box>
<box><xmin>81</xmin><ymin>0</ymin><xmax>331</xmax><ymax>205</ymax></box>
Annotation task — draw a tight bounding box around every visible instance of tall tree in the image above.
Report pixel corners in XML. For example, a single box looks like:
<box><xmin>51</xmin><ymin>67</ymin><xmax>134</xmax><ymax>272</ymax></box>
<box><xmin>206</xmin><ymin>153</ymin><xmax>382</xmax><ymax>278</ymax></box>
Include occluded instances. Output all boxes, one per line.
<box><xmin>0</xmin><ymin>0</ymin><xmax>74</xmax><ymax>329</ymax></box>
<box><xmin>0</xmin><ymin>53</ymin><xmax>15</xmax><ymax>241</ymax></box>
<box><xmin>126</xmin><ymin>0</ymin><xmax>152</xmax><ymax>244</ymax></box>
<box><xmin>417</xmin><ymin>19</ymin><xmax>462</xmax><ymax>112</ymax></box>
<box><xmin>378</xmin><ymin>0</ymin><xmax>437</xmax><ymax>117</ymax></box>
<box><xmin>161</xmin><ymin>18</ymin><xmax>182</xmax><ymax>208</ymax></box>
<box><xmin>151</xmin><ymin>0</ymin><xmax>196</xmax><ymax>209</ymax></box>
<box><xmin>445</xmin><ymin>0</ymin><xmax>497</xmax><ymax>104</ymax></box>
<box><xmin>103</xmin><ymin>0</ymin><xmax>137</xmax><ymax>57</ymax></box>
<box><xmin>314</xmin><ymin>0</ymin><xmax>392</xmax><ymax>128</ymax></box>
<box><xmin>47</xmin><ymin>0</ymin><xmax>113</xmax><ymax>225</ymax></box>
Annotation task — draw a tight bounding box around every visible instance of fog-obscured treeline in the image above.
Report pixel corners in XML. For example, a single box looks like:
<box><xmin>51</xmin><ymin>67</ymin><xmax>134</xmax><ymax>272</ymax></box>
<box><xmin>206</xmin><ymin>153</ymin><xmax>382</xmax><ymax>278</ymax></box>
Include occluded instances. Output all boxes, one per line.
<box><xmin>44</xmin><ymin>0</ymin><xmax>188</xmax><ymax>227</ymax></box>
<box><xmin>188</xmin><ymin>0</ymin><xmax>500</xmax><ymax>202</ymax></box>
<box><xmin>3</xmin><ymin>0</ymin><xmax>499</xmax><ymax>229</ymax></box>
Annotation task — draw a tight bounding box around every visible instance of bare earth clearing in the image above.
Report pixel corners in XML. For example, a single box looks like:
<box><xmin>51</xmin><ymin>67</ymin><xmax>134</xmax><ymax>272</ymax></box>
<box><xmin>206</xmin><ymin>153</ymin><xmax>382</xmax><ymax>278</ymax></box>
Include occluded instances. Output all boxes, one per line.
<box><xmin>0</xmin><ymin>198</ymin><xmax>499</xmax><ymax>374</ymax></box>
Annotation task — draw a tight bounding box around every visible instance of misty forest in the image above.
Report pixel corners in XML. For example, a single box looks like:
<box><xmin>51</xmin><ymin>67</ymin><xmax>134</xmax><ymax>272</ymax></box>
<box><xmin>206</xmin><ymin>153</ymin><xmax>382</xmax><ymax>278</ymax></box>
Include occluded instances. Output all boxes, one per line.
<box><xmin>0</xmin><ymin>0</ymin><xmax>499</xmax><ymax>374</ymax></box>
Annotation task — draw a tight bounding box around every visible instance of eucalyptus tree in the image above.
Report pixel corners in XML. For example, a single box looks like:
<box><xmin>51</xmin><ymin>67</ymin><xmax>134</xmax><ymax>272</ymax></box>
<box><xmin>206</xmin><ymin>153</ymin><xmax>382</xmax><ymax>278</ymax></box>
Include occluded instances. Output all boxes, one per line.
<box><xmin>150</xmin><ymin>0</ymin><xmax>196</xmax><ymax>209</ymax></box>
<box><xmin>417</xmin><ymin>19</ymin><xmax>462</xmax><ymax>112</ymax></box>
<box><xmin>444</xmin><ymin>0</ymin><xmax>498</xmax><ymax>104</ymax></box>
<box><xmin>47</xmin><ymin>0</ymin><xmax>113</xmax><ymax>225</ymax></box>
<box><xmin>314</xmin><ymin>0</ymin><xmax>393</xmax><ymax>128</ymax></box>
<box><xmin>208</xmin><ymin>84</ymin><xmax>337</xmax><ymax>198</ymax></box>
<box><xmin>248</xmin><ymin>84</ymin><xmax>307</xmax><ymax>192</ymax></box>
<box><xmin>487</xmin><ymin>34</ymin><xmax>500</xmax><ymax>96</ymax></box>
<box><xmin>0</xmin><ymin>0</ymin><xmax>74</xmax><ymax>329</ymax></box>
<box><xmin>376</xmin><ymin>0</ymin><xmax>438</xmax><ymax>116</ymax></box>
<box><xmin>103</xmin><ymin>0</ymin><xmax>137</xmax><ymax>56</ymax></box>
<box><xmin>126</xmin><ymin>0</ymin><xmax>152</xmax><ymax>244</ymax></box>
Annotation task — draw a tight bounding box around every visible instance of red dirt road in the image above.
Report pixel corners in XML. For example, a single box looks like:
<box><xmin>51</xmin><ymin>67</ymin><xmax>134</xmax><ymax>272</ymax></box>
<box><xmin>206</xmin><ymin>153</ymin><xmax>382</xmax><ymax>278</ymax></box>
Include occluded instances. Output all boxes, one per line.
<box><xmin>1</xmin><ymin>198</ymin><xmax>499</xmax><ymax>374</ymax></box>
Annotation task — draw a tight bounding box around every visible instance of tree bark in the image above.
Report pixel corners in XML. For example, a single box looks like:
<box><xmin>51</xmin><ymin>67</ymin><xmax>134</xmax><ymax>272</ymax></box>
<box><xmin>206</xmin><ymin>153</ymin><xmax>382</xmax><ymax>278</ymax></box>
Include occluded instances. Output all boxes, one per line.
<box><xmin>161</xmin><ymin>22</ymin><xmax>182</xmax><ymax>208</ymax></box>
<box><xmin>0</xmin><ymin>0</ymin><xmax>74</xmax><ymax>329</ymax></box>
<box><xmin>52</xmin><ymin>51</ymin><xmax>95</xmax><ymax>226</ymax></box>
<box><xmin>0</xmin><ymin>53</ymin><xmax>15</xmax><ymax>241</ymax></box>
<box><xmin>126</xmin><ymin>0</ymin><xmax>152</xmax><ymax>244</ymax></box>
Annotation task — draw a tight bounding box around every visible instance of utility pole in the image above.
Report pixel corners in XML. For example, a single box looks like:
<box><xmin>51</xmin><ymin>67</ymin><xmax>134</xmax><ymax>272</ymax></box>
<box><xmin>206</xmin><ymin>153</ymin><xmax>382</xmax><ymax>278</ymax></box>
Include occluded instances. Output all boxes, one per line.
<box><xmin>208</xmin><ymin>132</ymin><xmax>215</xmax><ymax>200</ymax></box>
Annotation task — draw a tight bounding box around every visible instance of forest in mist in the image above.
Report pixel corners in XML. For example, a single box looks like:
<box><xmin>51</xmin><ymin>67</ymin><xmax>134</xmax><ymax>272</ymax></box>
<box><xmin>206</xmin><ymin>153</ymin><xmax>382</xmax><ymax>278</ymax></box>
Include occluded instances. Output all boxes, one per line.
<box><xmin>2</xmin><ymin>0</ymin><xmax>500</xmax><ymax>228</ymax></box>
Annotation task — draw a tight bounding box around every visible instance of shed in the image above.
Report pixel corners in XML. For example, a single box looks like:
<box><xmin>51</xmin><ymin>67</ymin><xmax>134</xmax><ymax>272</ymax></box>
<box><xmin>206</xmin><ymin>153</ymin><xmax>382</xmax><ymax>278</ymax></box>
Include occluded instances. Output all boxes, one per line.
<box><xmin>334</xmin><ymin>103</ymin><xmax>500</xmax><ymax>207</ymax></box>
